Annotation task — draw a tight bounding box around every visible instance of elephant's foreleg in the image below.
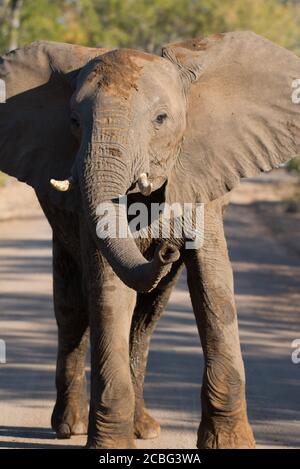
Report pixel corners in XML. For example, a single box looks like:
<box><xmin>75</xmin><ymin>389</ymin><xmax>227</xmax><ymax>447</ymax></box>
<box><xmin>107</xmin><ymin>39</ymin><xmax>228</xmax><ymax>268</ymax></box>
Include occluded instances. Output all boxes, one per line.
<box><xmin>81</xmin><ymin>230</ymin><xmax>137</xmax><ymax>449</ymax></box>
<box><xmin>185</xmin><ymin>202</ymin><xmax>255</xmax><ymax>449</ymax></box>
<box><xmin>130</xmin><ymin>259</ymin><xmax>184</xmax><ymax>439</ymax></box>
<box><xmin>51</xmin><ymin>236</ymin><xmax>89</xmax><ymax>439</ymax></box>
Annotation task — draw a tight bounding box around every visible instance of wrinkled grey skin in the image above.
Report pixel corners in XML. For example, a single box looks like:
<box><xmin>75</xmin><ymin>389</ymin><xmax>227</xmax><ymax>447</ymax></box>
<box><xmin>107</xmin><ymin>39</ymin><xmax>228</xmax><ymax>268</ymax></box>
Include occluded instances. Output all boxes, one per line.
<box><xmin>74</xmin><ymin>49</ymin><xmax>185</xmax><ymax>293</ymax></box>
<box><xmin>1</xmin><ymin>31</ymin><xmax>300</xmax><ymax>448</ymax></box>
<box><xmin>38</xmin><ymin>192</ymin><xmax>254</xmax><ymax>449</ymax></box>
<box><xmin>63</xmin><ymin>50</ymin><xmax>254</xmax><ymax>448</ymax></box>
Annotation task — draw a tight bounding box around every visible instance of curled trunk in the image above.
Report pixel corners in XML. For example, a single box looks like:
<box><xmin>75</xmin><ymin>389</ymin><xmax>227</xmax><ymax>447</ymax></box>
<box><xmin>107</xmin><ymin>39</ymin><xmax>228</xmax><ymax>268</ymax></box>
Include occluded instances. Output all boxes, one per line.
<box><xmin>79</xmin><ymin>139</ymin><xmax>180</xmax><ymax>292</ymax></box>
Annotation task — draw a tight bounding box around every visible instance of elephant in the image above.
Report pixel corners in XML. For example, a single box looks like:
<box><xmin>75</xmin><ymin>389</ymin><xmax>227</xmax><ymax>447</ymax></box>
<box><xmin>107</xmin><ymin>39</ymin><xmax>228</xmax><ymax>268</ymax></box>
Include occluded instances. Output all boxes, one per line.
<box><xmin>1</xmin><ymin>30</ymin><xmax>300</xmax><ymax>449</ymax></box>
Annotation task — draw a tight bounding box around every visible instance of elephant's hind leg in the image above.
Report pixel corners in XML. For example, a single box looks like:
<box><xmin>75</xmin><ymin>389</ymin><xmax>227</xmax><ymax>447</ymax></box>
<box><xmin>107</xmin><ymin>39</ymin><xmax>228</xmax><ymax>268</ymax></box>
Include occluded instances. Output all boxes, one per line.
<box><xmin>51</xmin><ymin>236</ymin><xmax>89</xmax><ymax>439</ymax></box>
<box><xmin>130</xmin><ymin>259</ymin><xmax>184</xmax><ymax>439</ymax></box>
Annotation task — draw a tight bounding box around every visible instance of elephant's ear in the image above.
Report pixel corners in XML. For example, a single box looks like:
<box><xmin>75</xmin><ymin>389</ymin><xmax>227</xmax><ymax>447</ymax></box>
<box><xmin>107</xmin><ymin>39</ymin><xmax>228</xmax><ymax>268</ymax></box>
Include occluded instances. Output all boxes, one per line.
<box><xmin>162</xmin><ymin>31</ymin><xmax>300</xmax><ymax>204</ymax></box>
<box><xmin>0</xmin><ymin>41</ymin><xmax>105</xmax><ymax>210</ymax></box>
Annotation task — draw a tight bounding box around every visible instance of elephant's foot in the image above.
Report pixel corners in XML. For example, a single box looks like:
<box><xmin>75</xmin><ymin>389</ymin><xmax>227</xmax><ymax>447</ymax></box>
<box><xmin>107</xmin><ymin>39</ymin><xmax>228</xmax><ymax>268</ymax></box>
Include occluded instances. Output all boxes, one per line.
<box><xmin>134</xmin><ymin>406</ymin><xmax>160</xmax><ymax>439</ymax></box>
<box><xmin>51</xmin><ymin>399</ymin><xmax>88</xmax><ymax>439</ymax></box>
<box><xmin>86</xmin><ymin>437</ymin><xmax>136</xmax><ymax>449</ymax></box>
<box><xmin>197</xmin><ymin>416</ymin><xmax>256</xmax><ymax>449</ymax></box>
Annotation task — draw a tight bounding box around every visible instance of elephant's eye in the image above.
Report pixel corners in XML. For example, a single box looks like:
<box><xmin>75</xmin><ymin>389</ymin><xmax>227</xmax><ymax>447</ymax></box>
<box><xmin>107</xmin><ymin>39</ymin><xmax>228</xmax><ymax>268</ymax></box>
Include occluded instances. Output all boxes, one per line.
<box><xmin>155</xmin><ymin>113</ymin><xmax>168</xmax><ymax>125</ymax></box>
<box><xmin>71</xmin><ymin>115</ymin><xmax>80</xmax><ymax>128</ymax></box>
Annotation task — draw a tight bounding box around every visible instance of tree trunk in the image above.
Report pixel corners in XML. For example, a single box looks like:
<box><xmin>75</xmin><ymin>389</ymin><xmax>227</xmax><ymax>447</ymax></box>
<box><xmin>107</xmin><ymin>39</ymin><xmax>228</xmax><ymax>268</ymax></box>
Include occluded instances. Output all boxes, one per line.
<box><xmin>8</xmin><ymin>0</ymin><xmax>23</xmax><ymax>52</ymax></box>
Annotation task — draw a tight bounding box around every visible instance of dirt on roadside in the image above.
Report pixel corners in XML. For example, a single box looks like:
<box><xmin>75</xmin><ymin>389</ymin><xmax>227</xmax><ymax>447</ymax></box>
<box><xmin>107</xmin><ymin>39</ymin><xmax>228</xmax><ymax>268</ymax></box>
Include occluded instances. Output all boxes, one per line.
<box><xmin>0</xmin><ymin>177</ymin><xmax>41</xmax><ymax>222</ymax></box>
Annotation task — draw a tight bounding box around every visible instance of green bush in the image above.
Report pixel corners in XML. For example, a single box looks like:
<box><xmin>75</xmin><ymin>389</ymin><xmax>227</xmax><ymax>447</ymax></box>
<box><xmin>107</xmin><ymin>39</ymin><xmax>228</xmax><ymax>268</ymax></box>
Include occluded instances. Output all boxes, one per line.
<box><xmin>1</xmin><ymin>0</ymin><xmax>300</xmax><ymax>54</ymax></box>
<box><xmin>286</xmin><ymin>155</ymin><xmax>300</xmax><ymax>174</ymax></box>
<box><xmin>0</xmin><ymin>172</ymin><xmax>7</xmax><ymax>188</ymax></box>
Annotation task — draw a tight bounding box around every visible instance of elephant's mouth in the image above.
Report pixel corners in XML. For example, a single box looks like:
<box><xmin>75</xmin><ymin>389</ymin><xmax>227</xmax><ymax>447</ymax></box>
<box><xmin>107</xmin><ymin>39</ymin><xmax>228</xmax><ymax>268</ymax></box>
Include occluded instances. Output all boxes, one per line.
<box><xmin>50</xmin><ymin>135</ymin><xmax>177</xmax><ymax>293</ymax></box>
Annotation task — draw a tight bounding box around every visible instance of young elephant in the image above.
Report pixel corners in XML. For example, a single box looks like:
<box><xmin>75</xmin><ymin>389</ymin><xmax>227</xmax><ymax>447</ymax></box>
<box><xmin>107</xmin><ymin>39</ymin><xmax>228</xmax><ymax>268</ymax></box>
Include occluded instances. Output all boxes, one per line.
<box><xmin>1</xmin><ymin>31</ymin><xmax>300</xmax><ymax>449</ymax></box>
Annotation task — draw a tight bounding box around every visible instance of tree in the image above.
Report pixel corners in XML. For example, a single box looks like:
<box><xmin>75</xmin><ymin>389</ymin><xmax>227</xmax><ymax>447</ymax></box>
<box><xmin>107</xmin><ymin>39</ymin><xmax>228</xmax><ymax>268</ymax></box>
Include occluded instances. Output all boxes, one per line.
<box><xmin>0</xmin><ymin>0</ymin><xmax>300</xmax><ymax>55</ymax></box>
<box><xmin>8</xmin><ymin>0</ymin><xmax>23</xmax><ymax>51</ymax></box>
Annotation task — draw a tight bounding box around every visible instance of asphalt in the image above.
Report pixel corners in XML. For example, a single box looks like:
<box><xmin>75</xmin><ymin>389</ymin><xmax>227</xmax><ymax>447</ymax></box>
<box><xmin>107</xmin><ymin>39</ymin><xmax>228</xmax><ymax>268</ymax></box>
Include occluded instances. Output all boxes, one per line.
<box><xmin>0</xmin><ymin>181</ymin><xmax>299</xmax><ymax>449</ymax></box>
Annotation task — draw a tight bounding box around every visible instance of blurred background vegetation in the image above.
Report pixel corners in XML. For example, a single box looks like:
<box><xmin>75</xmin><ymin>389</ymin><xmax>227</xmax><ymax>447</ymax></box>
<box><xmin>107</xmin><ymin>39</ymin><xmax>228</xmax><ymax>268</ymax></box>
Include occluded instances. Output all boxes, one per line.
<box><xmin>1</xmin><ymin>0</ymin><xmax>300</xmax><ymax>54</ymax></box>
<box><xmin>0</xmin><ymin>0</ymin><xmax>300</xmax><ymax>177</ymax></box>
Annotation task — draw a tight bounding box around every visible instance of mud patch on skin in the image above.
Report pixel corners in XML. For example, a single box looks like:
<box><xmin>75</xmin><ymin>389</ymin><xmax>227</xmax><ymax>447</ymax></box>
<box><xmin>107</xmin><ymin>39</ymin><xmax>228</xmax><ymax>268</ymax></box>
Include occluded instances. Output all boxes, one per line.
<box><xmin>72</xmin><ymin>45</ymin><xmax>108</xmax><ymax>60</ymax></box>
<box><xmin>198</xmin><ymin>414</ymin><xmax>255</xmax><ymax>449</ymax></box>
<box><xmin>110</xmin><ymin>147</ymin><xmax>122</xmax><ymax>157</ymax></box>
<box><xmin>166</xmin><ymin>33</ymin><xmax>225</xmax><ymax>52</ymax></box>
<box><xmin>88</xmin><ymin>49</ymin><xmax>160</xmax><ymax>100</ymax></box>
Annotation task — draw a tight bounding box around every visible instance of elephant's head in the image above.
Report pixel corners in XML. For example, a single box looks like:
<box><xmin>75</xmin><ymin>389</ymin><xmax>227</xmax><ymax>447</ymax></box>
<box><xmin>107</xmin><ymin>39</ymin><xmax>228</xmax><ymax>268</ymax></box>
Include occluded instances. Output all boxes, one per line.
<box><xmin>1</xmin><ymin>32</ymin><xmax>300</xmax><ymax>291</ymax></box>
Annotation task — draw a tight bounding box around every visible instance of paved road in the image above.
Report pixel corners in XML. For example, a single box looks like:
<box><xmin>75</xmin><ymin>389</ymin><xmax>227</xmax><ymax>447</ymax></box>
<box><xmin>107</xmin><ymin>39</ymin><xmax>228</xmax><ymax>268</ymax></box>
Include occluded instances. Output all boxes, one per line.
<box><xmin>0</xmin><ymin>183</ymin><xmax>299</xmax><ymax>449</ymax></box>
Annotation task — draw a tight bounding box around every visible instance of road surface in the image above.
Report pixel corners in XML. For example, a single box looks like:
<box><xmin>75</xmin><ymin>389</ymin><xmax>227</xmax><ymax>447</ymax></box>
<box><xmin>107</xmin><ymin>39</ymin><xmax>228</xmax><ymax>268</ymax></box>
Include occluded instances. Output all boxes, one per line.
<box><xmin>0</xmin><ymin>180</ymin><xmax>299</xmax><ymax>449</ymax></box>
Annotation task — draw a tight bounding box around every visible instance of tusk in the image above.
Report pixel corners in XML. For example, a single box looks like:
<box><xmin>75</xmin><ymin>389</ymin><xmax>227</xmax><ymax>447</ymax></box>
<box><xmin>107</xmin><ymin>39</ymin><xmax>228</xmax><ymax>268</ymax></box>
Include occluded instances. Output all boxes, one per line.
<box><xmin>50</xmin><ymin>176</ymin><xmax>75</xmax><ymax>192</ymax></box>
<box><xmin>138</xmin><ymin>173</ymin><xmax>152</xmax><ymax>196</ymax></box>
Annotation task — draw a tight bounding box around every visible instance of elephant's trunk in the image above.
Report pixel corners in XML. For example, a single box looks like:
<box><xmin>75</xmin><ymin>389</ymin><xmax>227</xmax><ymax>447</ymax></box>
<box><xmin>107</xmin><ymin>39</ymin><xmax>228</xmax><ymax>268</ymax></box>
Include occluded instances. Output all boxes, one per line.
<box><xmin>79</xmin><ymin>139</ymin><xmax>179</xmax><ymax>292</ymax></box>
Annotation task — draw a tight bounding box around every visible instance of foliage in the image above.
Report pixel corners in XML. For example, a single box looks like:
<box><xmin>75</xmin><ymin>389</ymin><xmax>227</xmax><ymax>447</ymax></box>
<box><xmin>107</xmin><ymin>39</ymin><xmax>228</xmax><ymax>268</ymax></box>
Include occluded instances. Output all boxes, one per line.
<box><xmin>0</xmin><ymin>0</ymin><xmax>300</xmax><ymax>54</ymax></box>
<box><xmin>0</xmin><ymin>171</ymin><xmax>7</xmax><ymax>187</ymax></box>
<box><xmin>286</xmin><ymin>155</ymin><xmax>300</xmax><ymax>173</ymax></box>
